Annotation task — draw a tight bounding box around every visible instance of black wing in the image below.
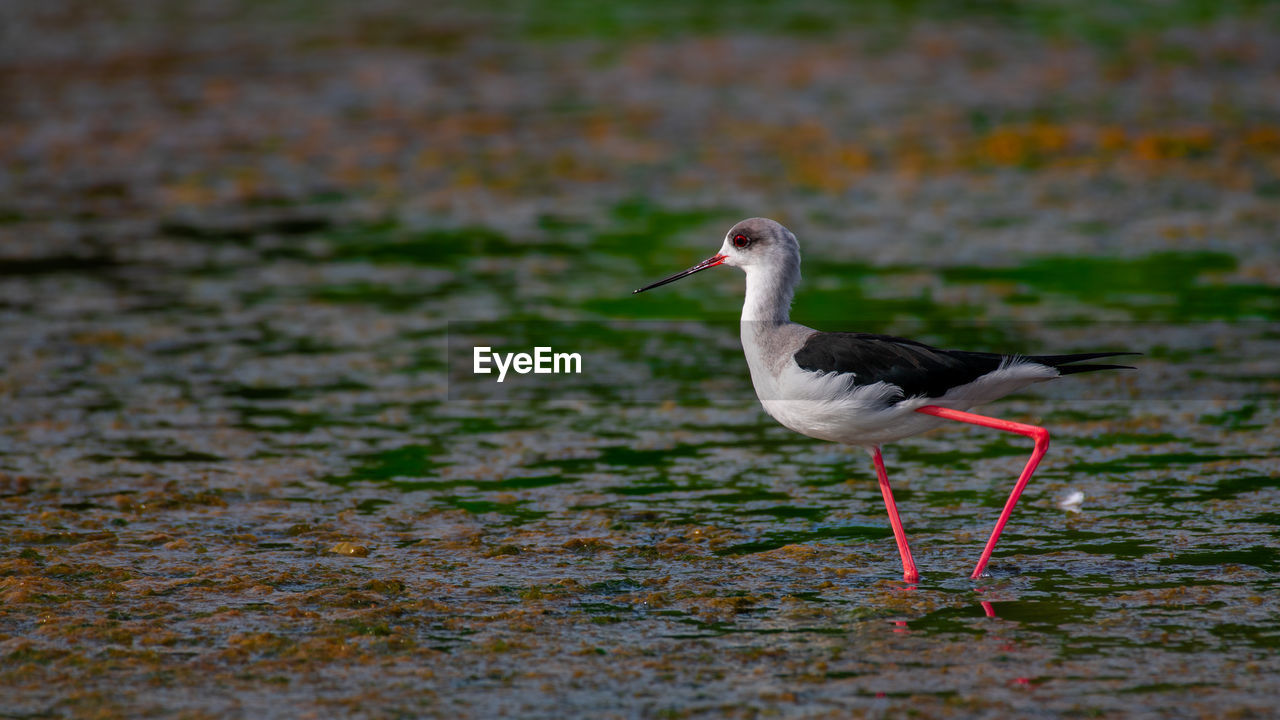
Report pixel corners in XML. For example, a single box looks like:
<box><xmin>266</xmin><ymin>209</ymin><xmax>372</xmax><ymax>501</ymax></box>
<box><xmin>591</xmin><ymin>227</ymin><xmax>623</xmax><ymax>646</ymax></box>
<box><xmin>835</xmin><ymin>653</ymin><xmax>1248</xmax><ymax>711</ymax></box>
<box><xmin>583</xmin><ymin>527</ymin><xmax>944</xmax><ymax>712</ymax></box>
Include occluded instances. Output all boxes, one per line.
<box><xmin>793</xmin><ymin>332</ymin><xmax>1137</xmax><ymax>399</ymax></box>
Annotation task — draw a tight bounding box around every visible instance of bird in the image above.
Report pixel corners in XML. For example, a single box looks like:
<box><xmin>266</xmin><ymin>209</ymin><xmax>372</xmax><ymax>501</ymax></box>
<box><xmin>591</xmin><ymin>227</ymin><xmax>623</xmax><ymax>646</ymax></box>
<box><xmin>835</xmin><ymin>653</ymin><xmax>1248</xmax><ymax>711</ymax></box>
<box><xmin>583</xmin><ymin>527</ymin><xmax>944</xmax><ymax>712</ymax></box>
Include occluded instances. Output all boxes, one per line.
<box><xmin>633</xmin><ymin>217</ymin><xmax>1136</xmax><ymax>583</ymax></box>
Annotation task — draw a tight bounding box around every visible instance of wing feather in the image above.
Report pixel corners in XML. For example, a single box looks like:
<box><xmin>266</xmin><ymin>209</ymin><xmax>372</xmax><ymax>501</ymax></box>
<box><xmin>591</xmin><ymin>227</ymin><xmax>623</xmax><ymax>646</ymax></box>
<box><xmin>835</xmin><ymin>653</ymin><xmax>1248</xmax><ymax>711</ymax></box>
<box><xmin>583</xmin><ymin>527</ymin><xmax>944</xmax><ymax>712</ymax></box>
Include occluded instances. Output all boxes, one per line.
<box><xmin>793</xmin><ymin>333</ymin><xmax>1137</xmax><ymax>399</ymax></box>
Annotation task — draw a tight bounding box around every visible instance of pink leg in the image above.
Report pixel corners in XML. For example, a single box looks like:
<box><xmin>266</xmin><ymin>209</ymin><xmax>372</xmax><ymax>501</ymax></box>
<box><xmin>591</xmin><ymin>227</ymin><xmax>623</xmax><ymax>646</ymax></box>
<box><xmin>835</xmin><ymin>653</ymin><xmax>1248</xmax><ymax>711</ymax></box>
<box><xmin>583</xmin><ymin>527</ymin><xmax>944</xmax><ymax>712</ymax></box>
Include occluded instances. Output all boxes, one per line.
<box><xmin>915</xmin><ymin>405</ymin><xmax>1050</xmax><ymax>579</ymax></box>
<box><xmin>872</xmin><ymin>446</ymin><xmax>919</xmax><ymax>583</ymax></box>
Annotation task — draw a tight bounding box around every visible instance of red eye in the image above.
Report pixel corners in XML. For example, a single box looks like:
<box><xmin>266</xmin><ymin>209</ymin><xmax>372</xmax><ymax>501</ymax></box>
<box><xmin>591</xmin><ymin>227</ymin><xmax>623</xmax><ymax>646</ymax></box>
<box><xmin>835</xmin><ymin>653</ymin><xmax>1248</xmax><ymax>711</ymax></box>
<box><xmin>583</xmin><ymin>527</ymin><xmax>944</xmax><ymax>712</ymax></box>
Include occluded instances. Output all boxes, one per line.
<box><xmin>733</xmin><ymin>234</ymin><xmax>750</xmax><ymax>248</ymax></box>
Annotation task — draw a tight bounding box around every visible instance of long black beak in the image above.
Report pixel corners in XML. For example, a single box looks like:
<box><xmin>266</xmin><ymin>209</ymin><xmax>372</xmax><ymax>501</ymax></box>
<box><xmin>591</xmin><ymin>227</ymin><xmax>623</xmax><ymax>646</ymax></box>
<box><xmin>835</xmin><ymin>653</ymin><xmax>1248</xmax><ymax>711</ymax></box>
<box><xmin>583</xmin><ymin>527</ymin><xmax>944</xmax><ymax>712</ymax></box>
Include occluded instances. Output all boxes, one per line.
<box><xmin>633</xmin><ymin>254</ymin><xmax>727</xmax><ymax>294</ymax></box>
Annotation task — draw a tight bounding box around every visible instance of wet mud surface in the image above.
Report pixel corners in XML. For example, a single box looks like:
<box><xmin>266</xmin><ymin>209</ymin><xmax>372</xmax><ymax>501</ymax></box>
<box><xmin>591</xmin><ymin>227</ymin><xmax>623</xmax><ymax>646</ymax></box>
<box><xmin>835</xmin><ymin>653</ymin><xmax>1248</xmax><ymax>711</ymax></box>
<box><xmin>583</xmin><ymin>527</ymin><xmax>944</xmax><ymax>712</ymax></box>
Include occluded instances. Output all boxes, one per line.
<box><xmin>2</xmin><ymin>2</ymin><xmax>1279</xmax><ymax>717</ymax></box>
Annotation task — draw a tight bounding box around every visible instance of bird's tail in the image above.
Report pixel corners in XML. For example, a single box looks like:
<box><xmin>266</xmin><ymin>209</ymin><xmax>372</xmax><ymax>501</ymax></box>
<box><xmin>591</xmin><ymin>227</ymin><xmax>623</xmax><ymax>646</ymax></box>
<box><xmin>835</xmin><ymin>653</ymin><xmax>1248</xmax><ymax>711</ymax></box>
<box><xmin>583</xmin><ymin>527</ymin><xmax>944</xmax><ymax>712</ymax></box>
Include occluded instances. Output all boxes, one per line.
<box><xmin>1028</xmin><ymin>351</ymin><xmax>1140</xmax><ymax>375</ymax></box>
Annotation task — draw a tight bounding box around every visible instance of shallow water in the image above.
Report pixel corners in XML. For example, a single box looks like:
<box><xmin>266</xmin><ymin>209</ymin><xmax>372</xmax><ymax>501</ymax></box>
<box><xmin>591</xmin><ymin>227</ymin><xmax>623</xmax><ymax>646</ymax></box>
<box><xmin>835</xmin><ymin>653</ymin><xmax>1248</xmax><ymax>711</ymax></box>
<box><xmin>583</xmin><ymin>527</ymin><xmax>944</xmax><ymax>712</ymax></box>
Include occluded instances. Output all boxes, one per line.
<box><xmin>3</xmin><ymin>2</ymin><xmax>1280</xmax><ymax>718</ymax></box>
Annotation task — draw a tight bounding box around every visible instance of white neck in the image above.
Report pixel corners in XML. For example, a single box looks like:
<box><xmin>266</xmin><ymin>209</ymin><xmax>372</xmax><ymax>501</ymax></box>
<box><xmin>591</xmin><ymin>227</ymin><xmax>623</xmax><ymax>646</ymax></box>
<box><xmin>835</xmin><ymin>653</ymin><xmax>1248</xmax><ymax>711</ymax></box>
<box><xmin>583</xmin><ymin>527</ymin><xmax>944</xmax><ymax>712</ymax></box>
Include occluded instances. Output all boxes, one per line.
<box><xmin>741</xmin><ymin>260</ymin><xmax>799</xmax><ymax>324</ymax></box>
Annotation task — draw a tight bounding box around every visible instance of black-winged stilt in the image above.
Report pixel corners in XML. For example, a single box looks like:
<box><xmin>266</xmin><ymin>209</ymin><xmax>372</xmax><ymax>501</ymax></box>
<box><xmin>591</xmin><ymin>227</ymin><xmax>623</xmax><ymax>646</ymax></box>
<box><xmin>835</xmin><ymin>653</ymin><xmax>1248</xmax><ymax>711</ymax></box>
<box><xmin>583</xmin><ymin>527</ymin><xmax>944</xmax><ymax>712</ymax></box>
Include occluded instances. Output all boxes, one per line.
<box><xmin>634</xmin><ymin>218</ymin><xmax>1136</xmax><ymax>583</ymax></box>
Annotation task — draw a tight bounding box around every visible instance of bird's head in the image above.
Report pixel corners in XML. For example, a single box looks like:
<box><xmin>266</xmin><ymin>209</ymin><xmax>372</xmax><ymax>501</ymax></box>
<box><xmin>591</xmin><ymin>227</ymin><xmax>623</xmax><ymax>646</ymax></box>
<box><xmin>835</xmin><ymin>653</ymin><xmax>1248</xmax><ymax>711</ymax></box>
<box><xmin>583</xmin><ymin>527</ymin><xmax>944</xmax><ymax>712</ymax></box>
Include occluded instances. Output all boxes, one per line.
<box><xmin>716</xmin><ymin>217</ymin><xmax>799</xmax><ymax>271</ymax></box>
<box><xmin>633</xmin><ymin>217</ymin><xmax>799</xmax><ymax>294</ymax></box>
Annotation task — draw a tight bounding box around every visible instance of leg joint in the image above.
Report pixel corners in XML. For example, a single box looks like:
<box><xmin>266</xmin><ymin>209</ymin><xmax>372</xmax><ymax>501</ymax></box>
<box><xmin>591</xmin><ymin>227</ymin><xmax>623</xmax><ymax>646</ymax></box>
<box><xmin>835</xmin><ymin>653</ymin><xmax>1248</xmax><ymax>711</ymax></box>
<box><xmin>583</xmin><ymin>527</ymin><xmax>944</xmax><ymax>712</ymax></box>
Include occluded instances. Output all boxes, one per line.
<box><xmin>1032</xmin><ymin>425</ymin><xmax>1050</xmax><ymax>446</ymax></box>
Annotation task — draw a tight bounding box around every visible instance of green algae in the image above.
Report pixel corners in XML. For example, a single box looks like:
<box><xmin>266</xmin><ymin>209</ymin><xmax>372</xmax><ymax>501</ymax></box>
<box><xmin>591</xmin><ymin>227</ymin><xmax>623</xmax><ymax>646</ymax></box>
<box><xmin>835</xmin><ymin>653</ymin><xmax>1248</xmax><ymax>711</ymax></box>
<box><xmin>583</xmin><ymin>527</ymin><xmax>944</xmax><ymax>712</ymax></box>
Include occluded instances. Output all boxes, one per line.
<box><xmin>942</xmin><ymin>252</ymin><xmax>1280</xmax><ymax>321</ymax></box>
<box><xmin>717</xmin><ymin>525</ymin><xmax>892</xmax><ymax>556</ymax></box>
